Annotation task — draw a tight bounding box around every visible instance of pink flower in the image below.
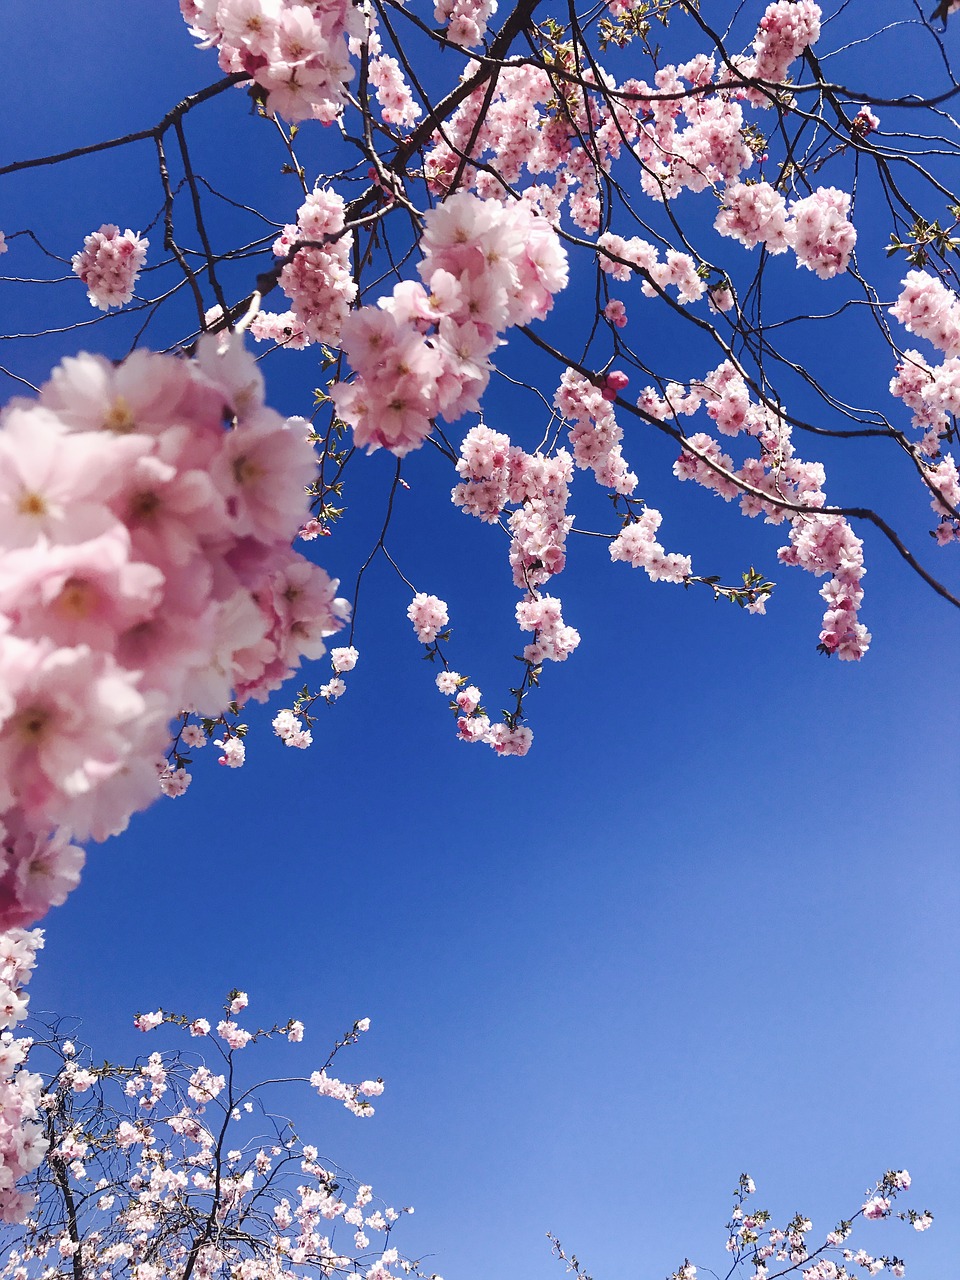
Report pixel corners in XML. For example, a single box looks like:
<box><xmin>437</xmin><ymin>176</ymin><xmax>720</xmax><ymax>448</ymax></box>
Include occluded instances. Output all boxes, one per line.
<box><xmin>603</xmin><ymin>299</ymin><xmax>627</xmax><ymax>327</ymax></box>
<box><xmin>600</xmin><ymin>370</ymin><xmax>630</xmax><ymax>402</ymax></box>
<box><xmin>0</xmin><ymin>528</ymin><xmax>164</xmax><ymax>652</ymax></box>
<box><xmin>217</xmin><ymin>1019</ymin><xmax>252</xmax><ymax>1050</ymax></box>
<box><xmin>753</xmin><ymin>0</ymin><xmax>822</xmax><ymax>85</ymax></box>
<box><xmin>180</xmin><ymin>724</ymin><xmax>207</xmax><ymax>749</ymax></box>
<box><xmin>213</xmin><ymin>416</ymin><xmax>316</xmax><ymax>542</ymax></box>
<box><xmin>0</xmin><ymin>819</ymin><xmax>84</xmax><ymax>932</ymax></box>
<box><xmin>215</xmin><ymin>737</ymin><xmax>246</xmax><ymax>768</ymax></box>
<box><xmin>486</xmin><ymin>723</ymin><xmax>533</xmax><ymax>756</ymax></box>
<box><xmin>330</xmin><ymin>646</ymin><xmax>358</xmax><ymax>672</ymax></box>
<box><xmin>862</xmin><ymin>1196</ymin><xmax>890</xmax><ymax>1220</ymax></box>
<box><xmin>0</xmin><ymin>638</ymin><xmax>147</xmax><ymax>830</ymax></box>
<box><xmin>455</xmin><ymin>685</ymin><xmax>481</xmax><ymax>714</ymax></box>
<box><xmin>715</xmin><ymin>182</ymin><xmax>790</xmax><ymax>253</ymax></box>
<box><xmin>158</xmin><ymin>766</ymin><xmax>191</xmax><ymax>798</ymax></box>
<box><xmin>134</xmin><ymin>1011</ymin><xmax>163</xmax><ymax>1033</ymax></box>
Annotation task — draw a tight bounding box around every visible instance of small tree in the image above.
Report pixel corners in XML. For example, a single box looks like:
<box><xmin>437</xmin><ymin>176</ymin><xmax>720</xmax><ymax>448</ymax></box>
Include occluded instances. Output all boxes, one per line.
<box><xmin>0</xmin><ymin>957</ymin><xmax>937</xmax><ymax>1280</ymax></box>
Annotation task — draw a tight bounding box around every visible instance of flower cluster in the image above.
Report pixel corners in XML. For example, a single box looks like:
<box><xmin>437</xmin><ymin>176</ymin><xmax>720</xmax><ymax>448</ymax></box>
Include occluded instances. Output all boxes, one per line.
<box><xmin>0</xmin><ymin>929</ymin><xmax>44</xmax><ymax>1223</ymax></box>
<box><xmin>887</xmin><ymin>271</ymin><xmax>960</xmax><ymax>540</ymax></box>
<box><xmin>332</xmin><ymin>194</ymin><xmax>568</xmax><ymax>456</ymax></box>
<box><xmin>609</xmin><ymin>508</ymin><xmax>693</xmax><ymax>585</ymax></box>
<box><xmin>272</xmin><ymin>708</ymin><xmax>313</xmax><ymax>749</ymax></box>
<box><xmin>788</xmin><ymin>187</ymin><xmax>858</xmax><ymax>278</ymax></box>
<box><xmin>555</xmin><ymin>370</ymin><xmax>638</xmax><ymax>494</ymax></box>
<box><xmin>515</xmin><ymin>596</ymin><xmax>579</xmax><ymax>664</ymax></box>
<box><xmin>888</xmin><ymin>350</ymin><xmax>960</xmax><ymax>453</ymax></box>
<box><xmin>433</xmin><ymin>0</ymin><xmax>498</xmax><ymax>49</ymax></box>
<box><xmin>889</xmin><ymin>270</ymin><xmax>960</xmax><ymax>358</ymax></box>
<box><xmin>446</xmin><ymin>424</ymin><xmax>584</xmax><ymax>748</ymax></box>
<box><xmin>407</xmin><ymin>594</ymin><xmax>449</xmax><ymax>645</ymax></box>
<box><xmin>422</xmin><ymin>4</ymin><xmax>822</xmax><ymax>236</ymax></box>
<box><xmin>716</xmin><ymin>183</ymin><xmax>857</xmax><ymax>278</ymax></box>
<box><xmin>367</xmin><ymin>45</ymin><xmax>422</xmax><ymax>129</ymax></box>
<box><xmin>597</xmin><ymin>232</ymin><xmax>706</xmax><ymax>302</ymax></box>
<box><xmin>311</xmin><ymin>1067</ymin><xmax>384</xmax><ymax>1118</ymax></box>
<box><xmin>249</xmin><ymin>309</ymin><xmax>311</xmax><ymax>350</ymax></box>
<box><xmin>0</xmin><ymin>335</ymin><xmax>347</xmax><ymax>927</ymax></box>
<box><xmin>71</xmin><ymin>225</ymin><xmax>148</xmax><ymax>310</ymax></box>
<box><xmin>638</xmin><ymin>361</ymin><xmax>870</xmax><ymax>658</ymax></box>
<box><xmin>404</xmin><ymin>601</ymin><xmax>535</xmax><ymax>755</ymax></box>
<box><xmin>749</xmin><ymin>0</ymin><xmax>822</xmax><ymax>88</ymax></box>
<box><xmin>180</xmin><ymin>0</ymin><xmax>364</xmax><ymax>123</ymax></box>
<box><xmin>452</xmin><ymin>424</ymin><xmax>574</xmax><ymax>590</ymax></box>
<box><xmin>441</xmin><ymin>671</ymin><xmax>534</xmax><ymax>756</ymax></box>
<box><xmin>268</xmin><ymin>187</ymin><xmax>357</xmax><ymax>347</ymax></box>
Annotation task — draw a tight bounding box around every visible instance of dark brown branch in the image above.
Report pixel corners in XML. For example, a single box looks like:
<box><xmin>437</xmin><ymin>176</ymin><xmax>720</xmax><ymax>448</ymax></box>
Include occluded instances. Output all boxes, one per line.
<box><xmin>0</xmin><ymin>74</ymin><xmax>248</xmax><ymax>179</ymax></box>
<box><xmin>518</xmin><ymin>324</ymin><xmax>960</xmax><ymax>612</ymax></box>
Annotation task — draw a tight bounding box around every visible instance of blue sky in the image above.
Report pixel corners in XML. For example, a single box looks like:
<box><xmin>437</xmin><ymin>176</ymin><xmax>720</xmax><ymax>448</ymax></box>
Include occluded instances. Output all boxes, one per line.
<box><xmin>2</xmin><ymin>2</ymin><xmax>958</xmax><ymax>1277</ymax></box>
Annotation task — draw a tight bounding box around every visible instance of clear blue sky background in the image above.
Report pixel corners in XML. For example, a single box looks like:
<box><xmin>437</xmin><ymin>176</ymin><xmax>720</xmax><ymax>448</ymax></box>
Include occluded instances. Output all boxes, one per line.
<box><xmin>1</xmin><ymin>3</ymin><xmax>957</xmax><ymax>1278</ymax></box>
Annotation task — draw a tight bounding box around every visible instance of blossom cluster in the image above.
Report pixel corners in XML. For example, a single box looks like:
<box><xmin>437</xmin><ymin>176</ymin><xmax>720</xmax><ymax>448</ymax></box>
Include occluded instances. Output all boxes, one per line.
<box><xmin>433</xmin><ymin>0</ymin><xmax>498</xmax><ymax>49</ymax></box>
<box><xmin>180</xmin><ymin>0</ymin><xmax>364</xmax><ymax>123</ymax></box>
<box><xmin>453</xmin><ymin>424</ymin><xmax>574</xmax><ymax>591</ymax></box>
<box><xmin>403</xmin><ymin>598</ymin><xmax>535</xmax><ymax>755</ymax></box>
<box><xmin>71</xmin><ymin>225</ymin><xmax>149</xmax><ymax>310</ymax></box>
<box><xmin>555</xmin><ymin>370</ymin><xmax>638</xmax><ymax>495</ymax></box>
<box><xmin>715</xmin><ymin>183</ymin><xmax>857</xmax><ymax>279</ymax></box>
<box><xmin>0</xmin><ymin>335</ymin><xmax>347</xmax><ymax>928</ymax></box>
<box><xmin>272</xmin><ymin>708</ymin><xmax>313</xmax><ymax>749</ymax></box>
<box><xmin>638</xmin><ymin>361</ymin><xmax>870</xmax><ymax>658</ymax></box>
<box><xmin>887</xmin><ymin>271</ymin><xmax>960</xmax><ymax>541</ymax></box>
<box><xmin>366</xmin><ymin>40</ymin><xmax>422</xmax><ymax>129</ymax></box>
<box><xmin>609</xmin><ymin>509</ymin><xmax>693</xmax><ymax>585</ymax></box>
<box><xmin>250</xmin><ymin>309</ymin><xmax>311</xmax><ymax>350</ymax></box>
<box><xmin>748</xmin><ymin>0</ymin><xmax>822</xmax><ymax>89</ymax></box>
<box><xmin>265</xmin><ymin>187</ymin><xmax>357</xmax><ymax>348</ymax></box>
<box><xmin>407</xmin><ymin>594</ymin><xmax>449</xmax><ymax>644</ymax></box>
<box><xmin>889</xmin><ymin>270</ymin><xmax>960</xmax><ymax>358</ymax></box>
<box><xmin>444</xmin><ymin>420</ymin><xmax>582</xmax><ymax>748</ymax></box>
<box><xmin>422</xmin><ymin>1</ymin><xmax>823</xmax><ymax>242</ymax></box>
<box><xmin>597</xmin><ymin>232</ymin><xmax>706</xmax><ymax>303</ymax></box>
<box><xmin>438</xmin><ymin>669</ymin><xmax>535</xmax><ymax>757</ymax></box>
<box><xmin>515</xmin><ymin>596</ymin><xmax>580</xmax><ymax>664</ymax></box>
<box><xmin>268</xmin><ymin>644</ymin><xmax>359</xmax><ymax>750</ymax></box>
<box><xmin>445</xmin><ymin>365</ymin><xmax>704</xmax><ymax>743</ymax></box>
<box><xmin>0</xmin><ymin>929</ymin><xmax>44</xmax><ymax>1223</ymax></box>
<box><xmin>331</xmin><ymin>193</ymin><xmax>568</xmax><ymax>456</ymax></box>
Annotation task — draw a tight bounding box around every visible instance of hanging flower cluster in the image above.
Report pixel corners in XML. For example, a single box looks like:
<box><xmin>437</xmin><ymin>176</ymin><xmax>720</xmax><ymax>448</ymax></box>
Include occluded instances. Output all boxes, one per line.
<box><xmin>180</xmin><ymin>0</ymin><xmax>364</xmax><ymax>123</ymax></box>
<box><xmin>331</xmin><ymin>193</ymin><xmax>568</xmax><ymax>456</ymax></box>
<box><xmin>71</xmin><ymin>225</ymin><xmax>149</xmax><ymax>310</ymax></box>
<box><xmin>0</xmin><ymin>334</ymin><xmax>347</xmax><ymax>928</ymax></box>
